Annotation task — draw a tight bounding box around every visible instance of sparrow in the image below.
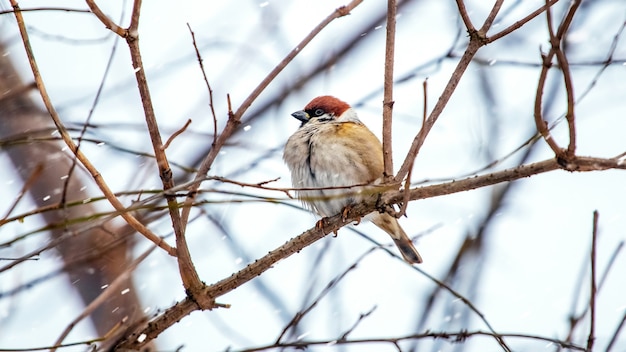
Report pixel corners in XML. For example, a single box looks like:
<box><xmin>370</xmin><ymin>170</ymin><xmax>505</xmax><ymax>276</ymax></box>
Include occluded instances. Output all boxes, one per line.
<box><xmin>283</xmin><ymin>95</ymin><xmax>423</xmax><ymax>264</ymax></box>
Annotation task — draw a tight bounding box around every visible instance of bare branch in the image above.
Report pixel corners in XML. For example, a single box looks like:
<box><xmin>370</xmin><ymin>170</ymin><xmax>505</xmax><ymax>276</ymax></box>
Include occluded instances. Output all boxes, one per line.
<box><xmin>115</xmin><ymin>154</ymin><xmax>626</xmax><ymax>349</ymax></box>
<box><xmin>128</xmin><ymin>0</ymin><xmax>141</xmax><ymax>35</ymax></box>
<box><xmin>606</xmin><ymin>311</ymin><xmax>626</xmax><ymax>352</ymax></box>
<box><xmin>276</xmin><ymin>260</ymin><xmax>360</xmax><ymax>344</ymax></box>
<box><xmin>162</xmin><ymin>119</ymin><xmax>192</xmax><ymax>151</ymax></box>
<box><xmin>85</xmin><ymin>0</ymin><xmax>126</xmax><ymax>37</ymax></box>
<box><xmin>1</xmin><ymin>163</ymin><xmax>43</xmax><ymax>221</ymax></box>
<box><xmin>587</xmin><ymin>211</ymin><xmax>598</xmax><ymax>351</ymax></box>
<box><xmin>397</xmin><ymin>79</ymin><xmax>428</xmax><ymax>218</ymax></box>
<box><xmin>555</xmin><ymin>0</ymin><xmax>582</xmax><ymax>156</ymax></box>
<box><xmin>234</xmin><ymin>330</ymin><xmax>586</xmax><ymax>352</ymax></box>
<box><xmin>533</xmin><ymin>0</ymin><xmax>582</xmax><ymax>162</ymax></box>
<box><xmin>186</xmin><ymin>23</ymin><xmax>218</xmax><ymax>147</ymax></box>
<box><xmin>488</xmin><ymin>0</ymin><xmax>560</xmax><ymax>43</ymax></box>
<box><xmin>338</xmin><ymin>305</ymin><xmax>377</xmax><ymax>341</ymax></box>
<box><xmin>0</xmin><ymin>6</ymin><xmax>91</xmax><ymax>15</ymax></box>
<box><xmin>479</xmin><ymin>0</ymin><xmax>504</xmax><ymax>33</ymax></box>
<box><xmin>455</xmin><ymin>0</ymin><xmax>475</xmax><ymax>32</ymax></box>
<box><xmin>382</xmin><ymin>0</ymin><xmax>396</xmax><ymax>180</ymax></box>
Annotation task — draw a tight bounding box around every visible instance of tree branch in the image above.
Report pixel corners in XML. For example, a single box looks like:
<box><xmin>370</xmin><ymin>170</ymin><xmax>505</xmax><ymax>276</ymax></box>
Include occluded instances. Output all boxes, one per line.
<box><xmin>122</xmin><ymin>0</ymin><xmax>208</xmax><ymax>307</ymax></box>
<box><xmin>115</xmin><ymin>154</ymin><xmax>626</xmax><ymax>349</ymax></box>
<box><xmin>587</xmin><ymin>211</ymin><xmax>598</xmax><ymax>351</ymax></box>
<box><xmin>85</xmin><ymin>0</ymin><xmax>126</xmax><ymax>37</ymax></box>
<box><xmin>382</xmin><ymin>0</ymin><xmax>397</xmax><ymax>179</ymax></box>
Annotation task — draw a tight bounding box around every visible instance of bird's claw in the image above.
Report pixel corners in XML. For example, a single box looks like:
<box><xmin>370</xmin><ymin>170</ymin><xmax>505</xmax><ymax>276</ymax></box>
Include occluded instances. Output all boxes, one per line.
<box><xmin>342</xmin><ymin>205</ymin><xmax>361</xmax><ymax>225</ymax></box>
<box><xmin>341</xmin><ymin>205</ymin><xmax>351</xmax><ymax>222</ymax></box>
<box><xmin>316</xmin><ymin>217</ymin><xmax>339</xmax><ymax>236</ymax></box>
<box><xmin>315</xmin><ymin>218</ymin><xmax>326</xmax><ymax>231</ymax></box>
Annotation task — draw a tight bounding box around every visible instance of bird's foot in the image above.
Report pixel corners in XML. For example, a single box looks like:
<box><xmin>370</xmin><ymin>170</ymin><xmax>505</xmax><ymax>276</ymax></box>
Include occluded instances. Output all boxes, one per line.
<box><xmin>316</xmin><ymin>217</ymin><xmax>338</xmax><ymax>236</ymax></box>
<box><xmin>341</xmin><ymin>205</ymin><xmax>361</xmax><ymax>225</ymax></box>
<box><xmin>315</xmin><ymin>218</ymin><xmax>326</xmax><ymax>231</ymax></box>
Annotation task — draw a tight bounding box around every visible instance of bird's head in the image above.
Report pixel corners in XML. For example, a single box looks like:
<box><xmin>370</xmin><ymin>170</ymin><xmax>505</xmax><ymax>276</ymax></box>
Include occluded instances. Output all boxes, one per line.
<box><xmin>291</xmin><ymin>96</ymin><xmax>359</xmax><ymax>126</ymax></box>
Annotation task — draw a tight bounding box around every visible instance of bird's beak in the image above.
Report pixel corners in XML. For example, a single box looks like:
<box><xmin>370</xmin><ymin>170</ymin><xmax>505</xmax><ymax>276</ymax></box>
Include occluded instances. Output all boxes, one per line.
<box><xmin>291</xmin><ymin>110</ymin><xmax>310</xmax><ymax>124</ymax></box>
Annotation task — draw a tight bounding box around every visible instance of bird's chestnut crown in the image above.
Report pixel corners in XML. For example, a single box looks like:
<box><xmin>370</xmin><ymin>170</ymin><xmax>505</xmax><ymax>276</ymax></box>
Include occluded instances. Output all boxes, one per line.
<box><xmin>291</xmin><ymin>95</ymin><xmax>351</xmax><ymax>125</ymax></box>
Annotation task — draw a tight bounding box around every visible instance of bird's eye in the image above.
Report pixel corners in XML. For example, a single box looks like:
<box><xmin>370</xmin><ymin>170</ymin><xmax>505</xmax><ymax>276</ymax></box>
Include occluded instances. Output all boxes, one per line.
<box><xmin>314</xmin><ymin>109</ymin><xmax>324</xmax><ymax>117</ymax></box>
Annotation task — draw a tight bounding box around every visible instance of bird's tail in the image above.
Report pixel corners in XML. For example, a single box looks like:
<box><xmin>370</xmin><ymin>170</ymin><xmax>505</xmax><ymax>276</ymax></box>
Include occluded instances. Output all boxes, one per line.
<box><xmin>371</xmin><ymin>213</ymin><xmax>423</xmax><ymax>264</ymax></box>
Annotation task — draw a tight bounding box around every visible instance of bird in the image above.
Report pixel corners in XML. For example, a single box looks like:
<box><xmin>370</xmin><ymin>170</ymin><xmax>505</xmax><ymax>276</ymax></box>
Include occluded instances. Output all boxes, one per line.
<box><xmin>283</xmin><ymin>95</ymin><xmax>423</xmax><ymax>264</ymax></box>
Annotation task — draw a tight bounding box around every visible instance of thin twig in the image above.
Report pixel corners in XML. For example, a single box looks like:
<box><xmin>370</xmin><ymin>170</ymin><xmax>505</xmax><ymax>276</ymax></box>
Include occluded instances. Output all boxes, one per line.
<box><xmin>396</xmin><ymin>163</ymin><xmax>412</xmax><ymax>218</ymax></box>
<box><xmin>382</xmin><ymin>0</ymin><xmax>396</xmax><ymax>180</ymax></box>
<box><xmin>276</xmin><ymin>260</ymin><xmax>361</xmax><ymax>343</ymax></box>
<box><xmin>85</xmin><ymin>0</ymin><xmax>126</xmax><ymax>37</ymax></box>
<box><xmin>556</xmin><ymin>239</ymin><xmax>622</xmax><ymax>344</ymax></box>
<box><xmin>533</xmin><ymin>0</ymin><xmax>582</xmax><ymax>162</ymax></box>
<box><xmin>533</xmin><ymin>4</ymin><xmax>564</xmax><ymax>158</ymax></box>
<box><xmin>186</xmin><ymin>23</ymin><xmax>218</xmax><ymax>147</ymax></box>
<box><xmin>550</xmin><ymin>0</ymin><xmax>581</xmax><ymax>159</ymax></box>
<box><xmin>235</xmin><ymin>330</ymin><xmax>586</xmax><ymax>352</ymax></box>
<box><xmin>556</xmin><ymin>0</ymin><xmax>581</xmax><ymax>157</ymax></box>
<box><xmin>488</xmin><ymin>0</ymin><xmax>560</xmax><ymax>43</ymax></box>
<box><xmin>587</xmin><ymin>211</ymin><xmax>598</xmax><ymax>351</ymax></box>
<box><xmin>206</xmin><ymin>176</ymin><xmax>292</xmax><ymax>198</ymax></box>
<box><xmin>396</xmin><ymin>79</ymin><xmax>428</xmax><ymax>218</ymax></box>
<box><xmin>0</xmin><ymin>338</ymin><xmax>104</xmax><ymax>351</ymax></box>
<box><xmin>422</xmin><ymin>78</ymin><xmax>428</xmax><ymax>126</ymax></box>
<box><xmin>1</xmin><ymin>163</ymin><xmax>43</xmax><ymax>221</ymax></box>
<box><xmin>479</xmin><ymin>0</ymin><xmax>504</xmax><ymax>33</ymax></box>
<box><xmin>606</xmin><ymin>311</ymin><xmax>626</xmax><ymax>352</ymax></box>
<box><xmin>0</xmin><ymin>6</ymin><xmax>91</xmax><ymax>15</ymax></box>
<box><xmin>455</xmin><ymin>0</ymin><xmax>475</xmax><ymax>31</ymax></box>
<box><xmin>128</xmin><ymin>0</ymin><xmax>141</xmax><ymax>35</ymax></box>
<box><xmin>162</xmin><ymin>119</ymin><xmax>192</xmax><ymax>150</ymax></box>
<box><xmin>338</xmin><ymin>305</ymin><xmax>377</xmax><ymax>341</ymax></box>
